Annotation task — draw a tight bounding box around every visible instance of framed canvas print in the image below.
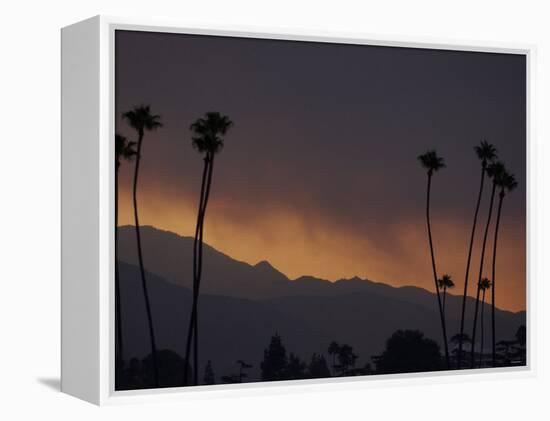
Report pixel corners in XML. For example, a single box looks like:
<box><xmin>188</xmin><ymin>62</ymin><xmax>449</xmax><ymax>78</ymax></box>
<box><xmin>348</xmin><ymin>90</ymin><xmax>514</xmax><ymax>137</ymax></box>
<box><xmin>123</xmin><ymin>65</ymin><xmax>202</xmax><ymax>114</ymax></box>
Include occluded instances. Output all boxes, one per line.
<box><xmin>61</xmin><ymin>16</ymin><xmax>533</xmax><ymax>405</ymax></box>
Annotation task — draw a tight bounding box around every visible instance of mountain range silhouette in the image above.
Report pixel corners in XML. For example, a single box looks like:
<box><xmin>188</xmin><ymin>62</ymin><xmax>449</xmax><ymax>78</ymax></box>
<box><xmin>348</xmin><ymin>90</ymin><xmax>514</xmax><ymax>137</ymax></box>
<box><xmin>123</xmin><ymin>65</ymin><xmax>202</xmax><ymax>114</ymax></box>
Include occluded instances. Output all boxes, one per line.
<box><xmin>117</xmin><ymin>225</ymin><xmax>525</xmax><ymax>381</ymax></box>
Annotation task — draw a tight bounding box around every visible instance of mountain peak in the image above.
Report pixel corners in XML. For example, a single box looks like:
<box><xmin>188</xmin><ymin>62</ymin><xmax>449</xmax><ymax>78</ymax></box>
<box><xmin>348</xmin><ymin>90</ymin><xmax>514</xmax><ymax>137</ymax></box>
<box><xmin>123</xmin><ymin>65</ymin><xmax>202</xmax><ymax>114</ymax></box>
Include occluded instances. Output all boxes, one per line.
<box><xmin>337</xmin><ymin>275</ymin><xmax>367</xmax><ymax>283</ymax></box>
<box><xmin>254</xmin><ymin>260</ymin><xmax>274</xmax><ymax>269</ymax></box>
<box><xmin>252</xmin><ymin>260</ymin><xmax>288</xmax><ymax>283</ymax></box>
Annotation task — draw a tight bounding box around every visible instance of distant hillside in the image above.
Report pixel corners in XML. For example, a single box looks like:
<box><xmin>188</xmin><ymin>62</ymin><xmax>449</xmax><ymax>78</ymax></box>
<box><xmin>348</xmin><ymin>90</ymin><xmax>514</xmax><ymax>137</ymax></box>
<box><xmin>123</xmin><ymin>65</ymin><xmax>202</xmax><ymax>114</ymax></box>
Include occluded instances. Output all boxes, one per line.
<box><xmin>117</xmin><ymin>226</ymin><xmax>526</xmax><ymax>382</ymax></box>
<box><xmin>118</xmin><ymin>262</ymin><xmax>330</xmax><ymax>383</ymax></box>
<box><xmin>117</xmin><ymin>226</ymin><xmax>525</xmax><ymax>320</ymax></box>
<box><xmin>118</xmin><ymin>225</ymin><xmax>288</xmax><ymax>299</ymax></box>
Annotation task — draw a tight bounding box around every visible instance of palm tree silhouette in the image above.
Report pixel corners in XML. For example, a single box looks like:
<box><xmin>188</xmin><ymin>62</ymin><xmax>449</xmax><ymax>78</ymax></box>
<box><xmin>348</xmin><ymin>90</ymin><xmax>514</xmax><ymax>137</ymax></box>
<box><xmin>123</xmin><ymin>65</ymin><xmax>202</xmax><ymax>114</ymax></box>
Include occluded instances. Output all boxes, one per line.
<box><xmin>490</xmin><ymin>170</ymin><xmax>517</xmax><ymax>366</ymax></box>
<box><xmin>457</xmin><ymin>140</ymin><xmax>496</xmax><ymax>368</ymax></box>
<box><xmin>478</xmin><ymin>277</ymin><xmax>492</xmax><ymax>367</ymax></box>
<box><xmin>470</xmin><ymin>160</ymin><xmax>504</xmax><ymax>368</ymax></box>
<box><xmin>115</xmin><ymin>134</ymin><xmax>137</xmax><ymax>387</ymax></box>
<box><xmin>437</xmin><ymin>274</ymin><xmax>455</xmax><ymax>319</ymax></box>
<box><xmin>122</xmin><ymin>105</ymin><xmax>162</xmax><ymax>387</ymax></box>
<box><xmin>184</xmin><ymin>112</ymin><xmax>233</xmax><ymax>386</ymax></box>
<box><xmin>417</xmin><ymin>150</ymin><xmax>450</xmax><ymax>369</ymax></box>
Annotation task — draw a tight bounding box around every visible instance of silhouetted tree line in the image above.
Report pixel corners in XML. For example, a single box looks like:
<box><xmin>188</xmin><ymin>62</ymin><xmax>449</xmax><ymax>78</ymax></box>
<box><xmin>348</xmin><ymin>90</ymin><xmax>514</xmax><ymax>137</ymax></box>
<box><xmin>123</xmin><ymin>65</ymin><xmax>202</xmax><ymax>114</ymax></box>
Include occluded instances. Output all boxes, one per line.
<box><xmin>117</xmin><ymin>349</ymin><xmax>192</xmax><ymax>390</ymax></box>
<box><xmin>116</xmin><ymin>323</ymin><xmax>525</xmax><ymax>389</ymax></box>
<box><xmin>496</xmin><ymin>325</ymin><xmax>526</xmax><ymax>366</ymax></box>
<box><xmin>260</xmin><ymin>334</ymin><xmax>368</xmax><ymax>382</ymax></box>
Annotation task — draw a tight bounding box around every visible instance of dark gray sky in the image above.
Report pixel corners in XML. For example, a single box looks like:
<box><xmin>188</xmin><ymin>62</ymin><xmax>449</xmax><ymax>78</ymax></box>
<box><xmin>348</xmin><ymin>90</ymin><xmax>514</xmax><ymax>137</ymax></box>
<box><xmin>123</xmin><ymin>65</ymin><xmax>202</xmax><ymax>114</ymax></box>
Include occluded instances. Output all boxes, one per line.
<box><xmin>115</xmin><ymin>30</ymin><xmax>526</xmax><ymax>311</ymax></box>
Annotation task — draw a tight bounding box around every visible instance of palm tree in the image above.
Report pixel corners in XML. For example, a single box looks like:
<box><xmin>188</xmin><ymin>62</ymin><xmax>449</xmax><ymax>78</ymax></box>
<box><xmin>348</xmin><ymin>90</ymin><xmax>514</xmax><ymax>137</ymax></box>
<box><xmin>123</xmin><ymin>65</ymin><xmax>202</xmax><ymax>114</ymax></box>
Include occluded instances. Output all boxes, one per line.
<box><xmin>417</xmin><ymin>150</ymin><xmax>450</xmax><ymax>369</ymax></box>
<box><xmin>457</xmin><ymin>140</ymin><xmax>497</xmax><ymax>368</ymax></box>
<box><xmin>184</xmin><ymin>112</ymin><xmax>233</xmax><ymax>386</ymax></box>
<box><xmin>478</xmin><ymin>277</ymin><xmax>492</xmax><ymax>367</ymax></box>
<box><xmin>437</xmin><ymin>274</ymin><xmax>455</xmax><ymax>318</ymax></box>
<box><xmin>115</xmin><ymin>134</ymin><xmax>137</xmax><ymax>387</ymax></box>
<box><xmin>328</xmin><ymin>341</ymin><xmax>340</xmax><ymax>375</ymax></box>
<box><xmin>122</xmin><ymin>105</ymin><xmax>162</xmax><ymax>387</ymax></box>
<box><xmin>490</xmin><ymin>170</ymin><xmax>518</xmax><ymax>366</ymax></box>
<box><xmin>470</xmin><ymin>160</ymin><xmax>505</xmax><ymax>368</ymax></box>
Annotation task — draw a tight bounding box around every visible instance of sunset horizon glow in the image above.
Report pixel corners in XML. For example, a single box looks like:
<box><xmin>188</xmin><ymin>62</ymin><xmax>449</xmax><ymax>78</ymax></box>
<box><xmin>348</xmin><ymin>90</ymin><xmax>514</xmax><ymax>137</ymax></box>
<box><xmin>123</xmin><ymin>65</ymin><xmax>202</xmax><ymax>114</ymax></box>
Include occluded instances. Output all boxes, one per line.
<box><xmin>116</xmin><ymin>183</ymin><xmax>526</xmax><ymax>312</ymax></box>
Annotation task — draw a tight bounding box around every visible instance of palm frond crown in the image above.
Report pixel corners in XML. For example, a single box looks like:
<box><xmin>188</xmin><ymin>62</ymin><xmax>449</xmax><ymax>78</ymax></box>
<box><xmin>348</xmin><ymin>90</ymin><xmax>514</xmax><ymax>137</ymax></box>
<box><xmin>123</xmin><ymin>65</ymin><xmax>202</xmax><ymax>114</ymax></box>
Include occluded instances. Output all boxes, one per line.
<box><xmin>486</xmin><ymin>160</ymin><xmax>505</xmax><ymax>180</ymax></box>
<box><xmin>479</xmin><ymin>277</ymin><xmax>492</xmax><ymax>291</ymax></box>
<box><xmin>443</xmin><ymin>274</ymin><xmax>455</xmax><ymax>288</ymax></box>
<box><xmin>115</xmin><ymin>134</ymin><xmax>137</xmax><ymax>168</ymax></box>
<box><xmin>417</xmin><ymin>150</ymin><xmax>446</xmax><ymax>176</ymax></box>
<box><xmin>122</xmin><ymin>105</ymin><xmax>162</xmax><ymax>134</ymax></box>
<box><xmin>474</xmin><ymin>139</ymin><xmax>497</xmax><ymax>167</ymax></box>
<box><xmin>502</xmin><ymin>171</ymin><xmax>518</xmax><ymax>193</ymax></box>
<box><xmin>438</xmin><ymin>274</ymin><xmax>455</xmax><ymax>289</ymax></box>
<box><xmin>190</xmin><ymin>111</ymin><xmax>233</xmax><ymax>156</ymax></box>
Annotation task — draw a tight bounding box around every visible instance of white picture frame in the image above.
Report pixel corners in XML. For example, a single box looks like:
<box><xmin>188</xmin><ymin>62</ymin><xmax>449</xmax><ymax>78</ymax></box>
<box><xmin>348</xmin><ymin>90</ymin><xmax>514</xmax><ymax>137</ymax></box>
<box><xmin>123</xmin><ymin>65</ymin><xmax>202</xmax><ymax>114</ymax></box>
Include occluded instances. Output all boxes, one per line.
<box><xmin>61</xmin><ymin>15</ymin><xmax>534</xmax><ymax>406</ymax></box>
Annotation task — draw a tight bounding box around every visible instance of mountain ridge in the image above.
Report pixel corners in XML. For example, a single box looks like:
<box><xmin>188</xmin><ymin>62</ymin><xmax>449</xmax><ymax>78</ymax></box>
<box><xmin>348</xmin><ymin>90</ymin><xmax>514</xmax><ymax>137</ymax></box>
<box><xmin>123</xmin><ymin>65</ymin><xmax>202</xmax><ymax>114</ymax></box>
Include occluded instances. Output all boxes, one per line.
<box><xmin>117</xmin><ymin>225</ymin><xmax>523</xmax><ymax>315</ymax></box>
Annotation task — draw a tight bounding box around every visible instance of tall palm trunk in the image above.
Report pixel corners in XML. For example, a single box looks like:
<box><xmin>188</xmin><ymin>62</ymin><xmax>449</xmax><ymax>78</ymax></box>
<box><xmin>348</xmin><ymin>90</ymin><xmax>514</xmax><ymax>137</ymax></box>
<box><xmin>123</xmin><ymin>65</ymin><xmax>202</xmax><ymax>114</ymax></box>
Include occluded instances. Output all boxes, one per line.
<box><xmin>115</xmin><ymin>165</ymin><xmax>124</xmax><ymax>388</ymax></box>
<box><xmin>184</xmin><ymin>154</ymin><xmax>215</xmax><ymax>385</ymax></box>
<box><xmin>133</xmin><ymin>131</ymin><xmax>159</xmax><ymax>387</ymax></box>
<box><xmin>442</xmin><ymin>286</ymin><xmax>447</xmax><ymax>317</ymax></box>
<box><xmin>193</xmin><ymin>154</ymin><xmax>215</xmax><ymax>385</ymax></box>
<box><xmin>491</xmin><ymin>192</ymin><xmax>505</xmax><ymax>367</ymax></box>
<box><xmin>457</xmin><ymin>166</ymin><xmax>485</xmax><ymax>368</ymax></box>
<box><xmin>479</xmin><ymin>289</ymin><xmax>486</xmax><ymax>368</ymax></box>
<box><xmin>425</xmin><ymin>173</ymin><xmax>450</xmax><ymax>369</ymax></box>
<box><xmin>184</xmin><ymin>156</ymin><xmax>209</xmax><ymax>385</ymax></box>
<box><xmin>470</xmin><ymin>181</ymin><xmax>497</xmax><ymax>368</ymax></box>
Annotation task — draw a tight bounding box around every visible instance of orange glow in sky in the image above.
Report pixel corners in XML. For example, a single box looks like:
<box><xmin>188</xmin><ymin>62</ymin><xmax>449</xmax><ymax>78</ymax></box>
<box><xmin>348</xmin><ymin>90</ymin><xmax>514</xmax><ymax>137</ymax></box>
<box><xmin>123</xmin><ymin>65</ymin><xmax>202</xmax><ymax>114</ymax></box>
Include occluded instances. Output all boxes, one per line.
<box><xmin>117</xmin><ymin>185</ymin><xmax>526</xmax><ymax>312</ymax></box>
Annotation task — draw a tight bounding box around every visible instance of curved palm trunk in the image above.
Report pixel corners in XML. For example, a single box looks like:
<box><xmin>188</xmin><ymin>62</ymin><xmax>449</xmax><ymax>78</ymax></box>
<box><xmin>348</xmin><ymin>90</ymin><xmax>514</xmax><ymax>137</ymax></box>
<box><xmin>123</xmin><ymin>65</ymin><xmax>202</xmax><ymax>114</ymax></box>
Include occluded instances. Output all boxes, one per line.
<box><xmin>183</xmin><ymin>156</ymin><xmax>209</xmax><ymax>385</ymax></box>
<box><xmin>115</xmin><ymin>165</ymin><xmax>124</xmax><ymax>388</ymax></box>
<box><xmin>491</xmin><ymin>192</ymin><xmax>505</xmax><ymax>367</ymax></box>
<box><xmin>425</xmin><ymin>173</ymin><xmax>450</xmax><ymax>369</ymax></box>
<box><xmin>470</xmin><ymin>181</ymin><xmax>497</xmax><ymax>368</ymax></box>
<box><xmin>184</xmin><ymin>154</ymin><xmax>215</xmax><ymax>386</ymax></box>
<box><xmin>133</xmin><ymin>132</ymin><xmax>159</xmax><ymax>387</ymax></box>
<box><xmin>457</xmin><ymin>166</ymin><xmax>485</xmax><ymax>368</ymax></box>
<box><xmin>442</xmin><ymin>286</ymin><xmax>447</xmax><ymax>319</ymax></box>
<box><xmin>192</xmin><ymin>154</ymin><xmax>215</xmax><ymax>385</ymax></box>
<box><xmin>479</xmin><ymin>289</ymin><xmax>486</xmax><ymax>368</ymax></box>
<box><xmin>192</xmin><ymin>205</ymin><xmax>205</xmax><ymax>385</ymax></box>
